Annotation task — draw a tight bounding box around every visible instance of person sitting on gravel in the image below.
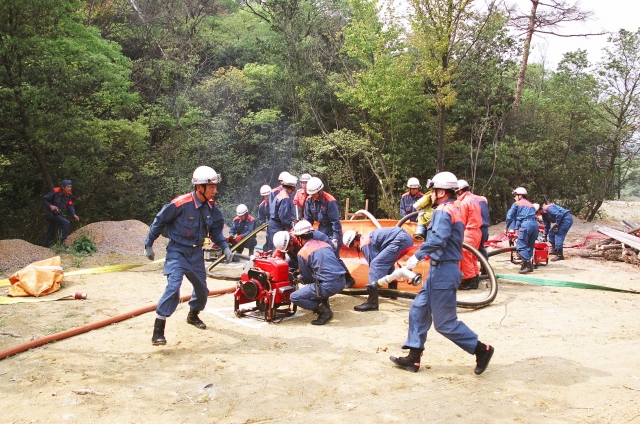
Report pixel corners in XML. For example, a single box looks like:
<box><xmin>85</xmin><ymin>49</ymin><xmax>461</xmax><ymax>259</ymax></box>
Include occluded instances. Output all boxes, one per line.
<box><xmin>143</xmin><ymin>166</ymin><xmax>232</xmax><ymax>346</ymax></box>
<box><xmin>42</xmin><ymin>179</ymin><xmax>79</xmax><ymax>248</ymax></box>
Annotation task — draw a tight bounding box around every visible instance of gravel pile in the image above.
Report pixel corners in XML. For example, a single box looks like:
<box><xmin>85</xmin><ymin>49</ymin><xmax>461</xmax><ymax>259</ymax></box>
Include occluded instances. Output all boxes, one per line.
<box><xmin>66</xmin><ymin>220</ymin><xmax>167</xmax><ymax>255</ymax></box>
<box><xmin>0</xmin><ymin>240</ymin><xmax>54</xmax><ymax>274</ymax></box>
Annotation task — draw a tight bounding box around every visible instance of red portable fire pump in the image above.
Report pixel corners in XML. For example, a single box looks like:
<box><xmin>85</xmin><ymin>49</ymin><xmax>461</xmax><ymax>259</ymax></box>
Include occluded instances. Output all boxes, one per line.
<box><xmin>507</xmin><ymin>225</ymin><xmax>549</xmax><ymax>266</ymax></box>
<box><xmin>233</xmin><ymin>251</ymin><xmax>298</xmax><ymax>322</ymax></box>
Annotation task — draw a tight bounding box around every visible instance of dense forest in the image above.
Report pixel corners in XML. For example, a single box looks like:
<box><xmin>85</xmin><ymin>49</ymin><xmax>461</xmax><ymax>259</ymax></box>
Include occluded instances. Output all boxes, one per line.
<box><xmin>1</xmin><ymin>0</ymin><xmax>639</xmax><ymax>244</ymax></box>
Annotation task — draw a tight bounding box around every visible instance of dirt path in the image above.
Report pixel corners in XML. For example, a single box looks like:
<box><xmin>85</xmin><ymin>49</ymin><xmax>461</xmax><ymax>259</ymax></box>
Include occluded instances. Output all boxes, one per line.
<box><xmin>0</xmin><ymin>251</ymin><xmax>639</xmax><ymax>423</ymax></box>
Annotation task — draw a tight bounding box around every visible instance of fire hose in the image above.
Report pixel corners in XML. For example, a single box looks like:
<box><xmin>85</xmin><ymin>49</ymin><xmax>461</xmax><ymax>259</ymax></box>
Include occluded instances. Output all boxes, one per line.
<box><xmin>206</xmin><ymin>223</ymin><xmax>269</xmax><ymax>273</ymax></box>
<box><xmin>0</xmin><ymin>286</ymin><xmax>235</xmax><ymax>361</ymax></box>
<box><xmin>349</xmin><ymin>210</ymin><xmax>383</xmax><ymax>228</ymax></box>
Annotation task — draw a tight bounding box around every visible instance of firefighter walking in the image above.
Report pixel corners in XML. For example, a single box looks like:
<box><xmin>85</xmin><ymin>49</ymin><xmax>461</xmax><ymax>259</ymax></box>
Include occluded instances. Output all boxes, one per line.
<box><xmin>389</xmin><ymin>171</ymin><xmax>494</xmax><ymax>375</ymax></box>
<box><xmin>144</xmin><ymin>166</ymin><xmax>232</xmax><ymax>346</ymax></box>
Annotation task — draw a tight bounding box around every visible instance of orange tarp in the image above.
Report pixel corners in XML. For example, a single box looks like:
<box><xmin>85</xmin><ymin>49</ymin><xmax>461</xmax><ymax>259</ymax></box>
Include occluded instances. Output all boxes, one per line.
<box><xmin>9</xmin><ymin>256</ymin><xmax>64</xmax><ymax>297</ymax></box>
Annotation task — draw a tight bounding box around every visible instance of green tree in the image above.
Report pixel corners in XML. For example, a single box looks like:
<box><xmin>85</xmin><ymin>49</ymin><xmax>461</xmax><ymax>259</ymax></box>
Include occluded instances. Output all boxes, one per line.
<box><xmin>585</xmin><ymin>29</ymin><xmax>640</xmax><ymax>221</ymax></box>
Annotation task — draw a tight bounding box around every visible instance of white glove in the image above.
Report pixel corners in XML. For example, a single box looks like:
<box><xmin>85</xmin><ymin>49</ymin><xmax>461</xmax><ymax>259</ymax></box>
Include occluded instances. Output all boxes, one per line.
<box><xmin>144</xmin><ymin>245</ymin><xmax>155</xmax><ymax>261</ymax></box>
<box><xmin>412</xmin><ymin>200</ymin><xmax>423</xmax><ymax>211</ymax></box>
<box><xmin>406</xmin><ymin>255</ymin><xmax>419</xmax><ymax>270</ymax></box>
<box><xmin>223</xmin><ymin>247</ymin><xmax>234</xmax><ymax>263</ymax></box>
<box><xmin>332</xmin><ymin>239</ymin><xmax>339</xmax><ymax>249</ymax></box>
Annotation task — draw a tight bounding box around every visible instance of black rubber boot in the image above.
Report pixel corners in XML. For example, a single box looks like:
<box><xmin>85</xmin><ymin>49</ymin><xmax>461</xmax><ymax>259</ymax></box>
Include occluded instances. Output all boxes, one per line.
<box><xmin>344</xmin><ymin>270</ymin><xmax>356</xmax><ymax>288</ymax></box>
<box><xmin>458</xmin><ymin>275</ymin><xmax>479</xmax><ymax>290</ymax></box>
<box><xmin>474</xmin><ymin>341</ymin><xmax>494</xmax><ymax>375</ymax></box>
<box><xmin>518</xmin><ymin>260</ymin><xmax>534</xmax><ymax>274</ymax></box>
<box><xmin>186</xmin><ymin>310</ymin><xmax>206</xmax><ymax>329</ymax></box>
<box><xmin>550</xmin><ymin>248</ymin><xmax>564</xmax><ymax>261</ymax></box>
<box><xmin>549</xmin><ymin>248</ymin><xmax>558</xmax><ymax>256</ymax></box>
<box><xmin>388</xmin><ymin>281</ymin><xmax>398</xmax><ymax>300</ymax></box>
<box><xmin>354</xmin><ymin>285</ymin><xmax>379</xmax><ymax>312</ymax></box>
<box><xmin>152</xmin><ymin>318</ymin><xmax>167</xmax><ymax>346</ymax></box>
<box><xmin>311</xmin><ymin>303</ymin><xmax>333</xmax><ymax>325</ymax></box>
<box><xmin>389</xmin><ymin>348</ymin><xmax>423</xmax><ymax>372</ymax></box>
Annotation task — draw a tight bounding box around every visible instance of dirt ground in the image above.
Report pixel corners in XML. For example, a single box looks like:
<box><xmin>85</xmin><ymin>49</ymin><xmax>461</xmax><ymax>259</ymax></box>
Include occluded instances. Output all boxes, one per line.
<box><xmin>1</xmin><ymin>204</ymin><xmax>640</xmax><ymax>423</ymax></box>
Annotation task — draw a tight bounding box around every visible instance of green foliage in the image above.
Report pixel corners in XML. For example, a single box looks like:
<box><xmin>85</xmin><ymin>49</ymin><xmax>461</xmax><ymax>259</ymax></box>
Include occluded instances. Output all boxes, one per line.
<box><xmin>71</xmin><ymin>234</ymin><xmax>97</xmax><ymax>255</ymax></box>
<box><xmin>1</xmin><ymin>0</ymin><xmax>640</xmax><ymax>239</ymax></box>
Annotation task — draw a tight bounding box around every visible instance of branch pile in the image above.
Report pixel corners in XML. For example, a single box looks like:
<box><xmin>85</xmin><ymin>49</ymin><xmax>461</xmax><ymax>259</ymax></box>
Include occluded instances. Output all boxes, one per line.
<box><xmin>582</xmin><ymin>221</ymin><xmax>640</xmax><ymax>265</ymax></box>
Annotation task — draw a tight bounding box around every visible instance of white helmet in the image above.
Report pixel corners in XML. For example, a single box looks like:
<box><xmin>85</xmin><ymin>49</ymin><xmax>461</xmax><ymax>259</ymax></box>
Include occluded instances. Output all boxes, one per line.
<box><xmin>282</xmin><ymin>174</ymin><xmax>298</xmax><ymax>187</ymax></box>
<box><xmin>293</xmin><ymin>220</ymin><xmax>314</xmax><ymax>236</ymax></box>
<box><xmin>278</xmin><ymin>171</ymin><xmax>291</xmax><ymax>181</ymax></box>
<box><xmin>532</xmin><ymin>203</ymin><xmax>540</xmax><ymax>212</ymax></box>
<box><xmin>236</xmin><ymin>204</ymin><xmax>248</xmax><ymax>216</ymax></box>
<box><xmin>300</xmin><ymin>173</ymin><xmax>312</xmax><ymax>182</ymax></box>
<box><xmin>426</xmin><ymin>172</ymin><xmax>458</xmax><ymax>190</ymax></box>
<box><xmin>512</xmin><ymin>187</ymin><xmax>528</xmax><ymax>195</ymax></box>
<box><xmin>457</xmin><ymin>179</ymin><xmax>469</xmax><ymax>190</ymax></box>
<box><xmin>343</xmin><ymin>230</ymin><xmax>357</xmax><ymax>248</ymax></box>
<box><xmin>192</xmin><ymin>166</ymin><xmax>221</xmax><ymax>185</ymax></box>
<box><xmin>273</xmin><ymin>231</ymin><xmax>291</xmax><ymax>252</ymax></box>
<box><xmin>260</xmin><ymin>185</ymin><xmax>271</xmax><ymax>196</ymax></box>
<box><xmin>306</xmin><ymin>177</ymin><xmax>324</xmax><ymax>195</ymax></box>
<box><xmin>407</xmin><ymin>177</ymin><xmax>421</xmax><ymax>189</ymax></box>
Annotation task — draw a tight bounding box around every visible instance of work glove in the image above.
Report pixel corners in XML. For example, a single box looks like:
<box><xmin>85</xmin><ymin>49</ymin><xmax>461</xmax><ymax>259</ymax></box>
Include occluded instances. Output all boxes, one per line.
<box><xmin>223</xmin><ymin>247</ymin><xmax>234</xmax><ymax>263</ymax></box>
<box><xmin>552</xmin><ymin>225</ymin><xmax>559</xmax><ymax>234</ymax></box>
<box><xmin>236</xmin><ymin>234</ymin><xmax>243</xmax><ymax>241</ymax></box>
<box><xmin>144</xmin><ymin>245</ymin><xmax>155</xmax><ymax>261</ymax></box>
<box><xmin>332</xmin><ymin>238</ymin><xmax>339</xmax><ymax>249</ymax></box>
<box><xmin>406</xmin><ymin>255</ymin><xmax>419</xmax><ymax>271</ymax></box>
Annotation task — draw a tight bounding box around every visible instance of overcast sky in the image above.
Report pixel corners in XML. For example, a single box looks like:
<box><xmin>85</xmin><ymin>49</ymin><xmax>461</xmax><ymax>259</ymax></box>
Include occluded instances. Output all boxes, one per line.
<box><xmin>530</xmin><ymin>0</ymin><xmax>640</xmax><ymax>69</ymax></box>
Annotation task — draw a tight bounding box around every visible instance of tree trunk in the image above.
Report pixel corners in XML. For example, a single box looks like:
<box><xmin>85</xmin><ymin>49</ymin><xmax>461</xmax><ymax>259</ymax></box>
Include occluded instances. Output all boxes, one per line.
<box><xmin>437</xmin><ymin>103</ymin><xmax>445</xmax><ymax>172</ymax></box>
<box><xmin>512</xmin><ymin>0</ymin><xmax>538</xmax><ymax>110</ymax></box>
<box><xmin>586</xmin><ymin>142</ymin><xmax>618</xmax><ymax>222</ymax></box>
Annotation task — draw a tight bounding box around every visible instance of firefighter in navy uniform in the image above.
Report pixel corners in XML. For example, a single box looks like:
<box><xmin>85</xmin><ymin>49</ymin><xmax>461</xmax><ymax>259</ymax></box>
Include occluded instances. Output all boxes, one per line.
<box><xmin>505</xmin><ymin>187</ymin><xmax>538</xmax><ymax>273</ymax></box>
<box><xmin>42</xmin><ymin>179</ymin><xmax>79</xmax><ymax>247</ymax></box>
<box><xmin>144</xmin><ymin>166</ymin><xmax>232</xmax><ymax>346</ymax></box>
<box><xmin>389</xmin><ymin>172</ymin><xmax>494</xmax><ymax>375</ymax></box>
<box><xmin>342</xmin><ymin>227</ymin><xmax>421</xmax><ymax>311</ymax></box>
<box><xmin>304</xmin><ymin>177</ymin><xmax>342</xmax><ymax>253</ymax></box>
<box><xmin>540</xmin><ymin>202</ymin><xmax>573</xmax><ymax>261</ymax></box>
<box><xmin>273</xmin><ymin>220</ymin><xmax>333</xmax><ymax>271</ymax></box>
<box><xmin>400</xmin><ymin>178</ymin><xmax>424</xmax><ymax>222</ymax></box>
<box><xmin>268</xmin><ymin>174</ymin><xmax>297</xmax><ymax>251</ymax></box>
<box><xmin>229</xmin><ymin>204</ymin><xmax>258</xmax><ymax>256</ymax></box>
<box><xmin>289</xmin><ymin>227</ymin><xmax>346</xmax><ymax>326</ymax></box>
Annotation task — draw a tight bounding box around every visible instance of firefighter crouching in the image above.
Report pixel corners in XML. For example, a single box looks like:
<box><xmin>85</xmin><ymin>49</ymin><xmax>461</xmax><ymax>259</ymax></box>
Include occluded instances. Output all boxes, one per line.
<box><xmin>343</xmin><ymin>227</ymin><xmax>421</xmax><ymax>312</ymax></box>
<box><xmin>289</xmin><ymin>223</ymin><xmax>346</xmax><ymax>325</ymax></box>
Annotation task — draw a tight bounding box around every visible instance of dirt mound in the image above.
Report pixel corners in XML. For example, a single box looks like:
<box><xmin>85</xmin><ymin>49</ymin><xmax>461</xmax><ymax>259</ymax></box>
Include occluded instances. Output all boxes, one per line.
<box><xmin>0</xmin><ymin>239</ymin><xmax>55</xmax><ymax>274</ymax></box>
<box><xmin>67</xmin><ymin>220</ymin><xmax>167</xmax><ymax>255</ymax></box>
